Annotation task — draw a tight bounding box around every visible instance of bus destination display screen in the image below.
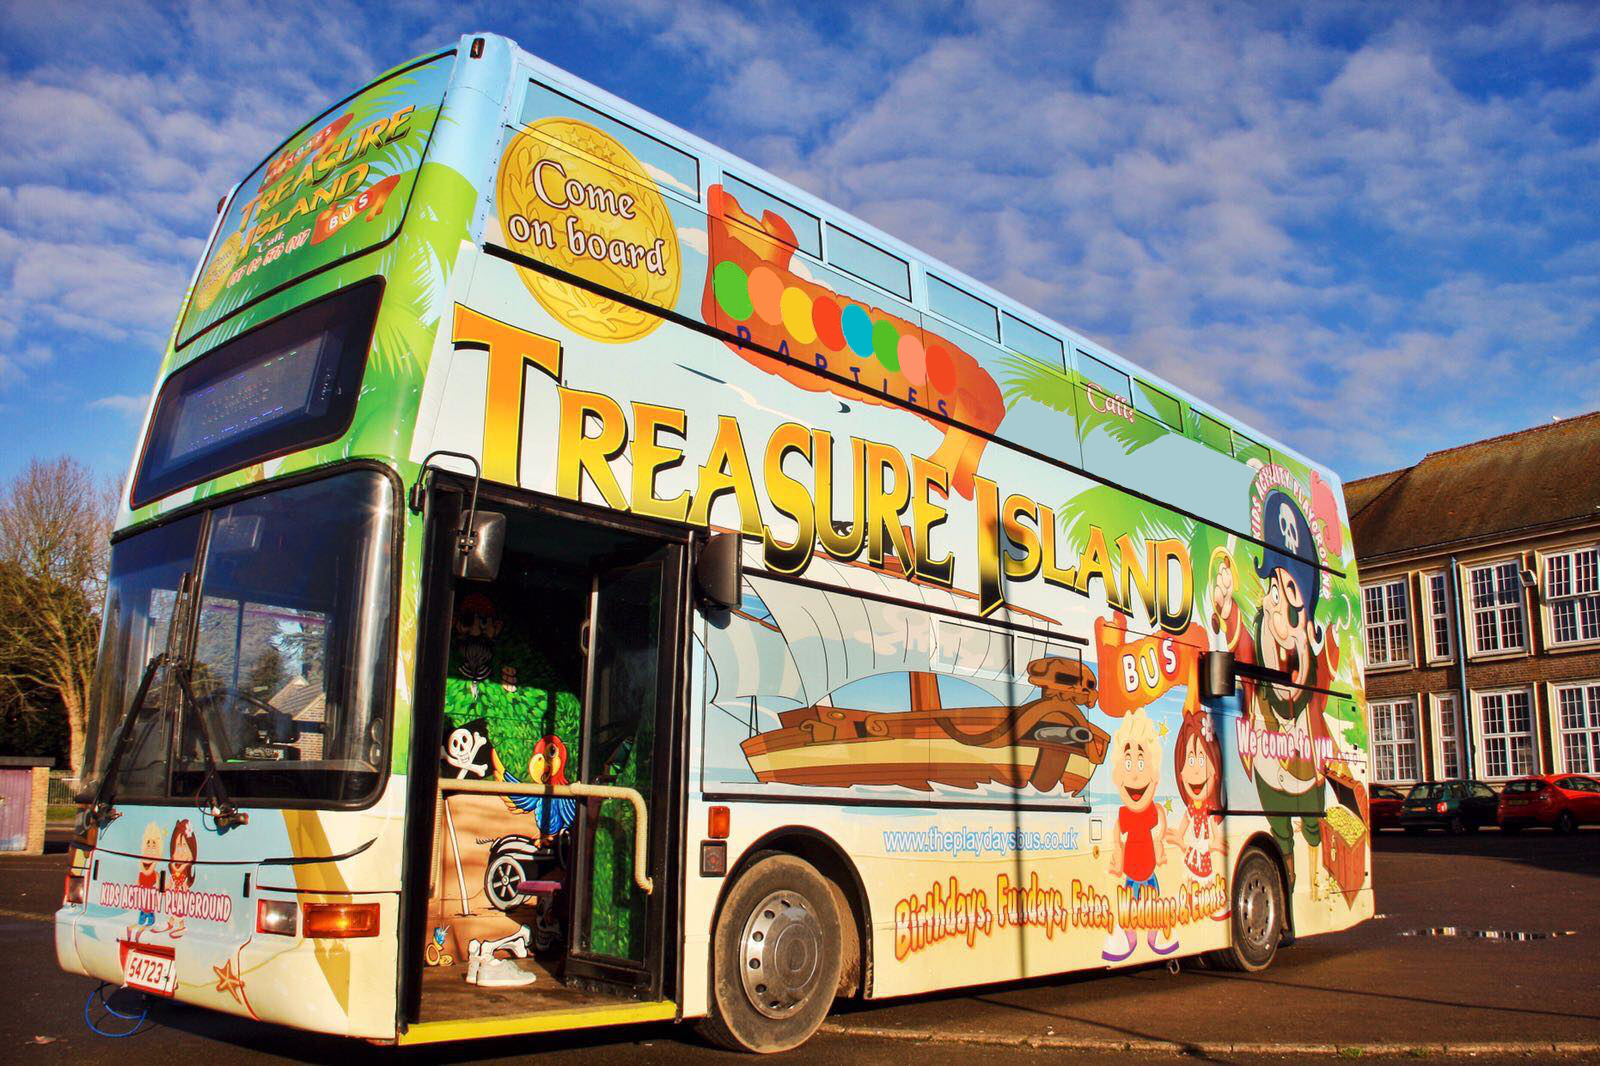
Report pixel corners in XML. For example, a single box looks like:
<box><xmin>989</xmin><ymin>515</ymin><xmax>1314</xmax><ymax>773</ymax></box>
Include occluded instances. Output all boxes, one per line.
<box><xmin>131</xmin><ymin>280</ymin><xmax>380</xmax><ymax>507</ymax></box>
<box><xmin>165</xmin><ymin>337</ymin><xmax>330</xmax><ymax>465</ymax></box>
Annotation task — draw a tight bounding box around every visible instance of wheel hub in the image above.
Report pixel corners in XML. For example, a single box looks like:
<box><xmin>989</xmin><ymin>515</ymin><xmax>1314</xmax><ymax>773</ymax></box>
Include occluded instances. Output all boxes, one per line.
<box><xmin>1239</xmin><ymin>870</ymin><xmax>1276</xmax><ymax>950</ymax></box>
<box><xmin>739</xmin><ymin>889</ymin><xmax>822</xmax><ymax>1019</ymax></box>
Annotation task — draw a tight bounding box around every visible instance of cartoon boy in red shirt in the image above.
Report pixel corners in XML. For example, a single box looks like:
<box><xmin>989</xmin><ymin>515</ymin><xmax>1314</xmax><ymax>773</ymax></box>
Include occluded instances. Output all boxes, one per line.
<box><xmin>133</xmin><ymin>822</ymin><xmax>162</xmax><ymax>931</ymax></box>
<box><xmin>1103</xmin><ymin>708</ymin><xmax>1179</xmax><ymax>961</ymax></box>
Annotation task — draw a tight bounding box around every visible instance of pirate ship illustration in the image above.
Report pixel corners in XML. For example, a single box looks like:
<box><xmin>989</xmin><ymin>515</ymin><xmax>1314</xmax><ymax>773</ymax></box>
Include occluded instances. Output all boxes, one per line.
<box><xmin>706</xmin><ymin>550</ymin><xmax>1110</xmax><ymax>796</ymax></box>
<box><xmin>740</xmin><ymin>656</ymin><xmax>1108</xmax><ymax>792</ymax></box>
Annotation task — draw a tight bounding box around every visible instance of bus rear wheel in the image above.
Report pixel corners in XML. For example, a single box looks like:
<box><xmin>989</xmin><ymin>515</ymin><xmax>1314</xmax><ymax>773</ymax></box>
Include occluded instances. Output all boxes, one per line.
<box><xmin>1207</xmin><ymin>848</ymin><xmax>1284</xmax><ymax>973</ymax></box>
<box><xmin>699</xmin><ymin>852</ymin><xmax>842</xmax><ymax>1053</ymax></box>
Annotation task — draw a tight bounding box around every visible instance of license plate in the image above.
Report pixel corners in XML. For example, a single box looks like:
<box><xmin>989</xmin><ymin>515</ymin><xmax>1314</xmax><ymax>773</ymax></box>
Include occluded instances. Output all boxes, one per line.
<box><xmin>123</xmin><ymin>947</ymin><xmax>176</xmax><ymax>996</ymax></box>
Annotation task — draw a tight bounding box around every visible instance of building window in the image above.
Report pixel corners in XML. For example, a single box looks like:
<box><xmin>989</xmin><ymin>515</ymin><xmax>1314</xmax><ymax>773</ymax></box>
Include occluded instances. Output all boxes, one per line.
<box><xmin>1424</xmin><ymin>571</ymin><xmax>1454</xmax><ymax>661</ymax></box>
<box><xmin>1434</xmin><ymin>693</ymin><xmax>1463</xmax><ymax>780</ymax></box>
<box><xmin>1478</xmin><ymin>689</ymin><xmax>1536</xmax><ymax>779</ymax></box>
<box><xmin>1371</xmin><ymin>698</ymin><xmax>1420</xmax><ymax>782</ymax></box>
<box><xmin>1554</xmin><ymin>682</ymin><xmax>1600</xmax><ymax>773</ymax></box>
<box><xmin>1363</xmin><ymin>579</ymin><xmax>1412</xmax><ymax>667</ymax></box>
<box><xmin>1467</xmin><ymin>561</ymin><xmax>1526</xmax><ymax>655</ymax></box>
<box><xmin>1545</xmin><ymin>546</ymin><xmax>1600</xmax><ymax>647</ymax></box>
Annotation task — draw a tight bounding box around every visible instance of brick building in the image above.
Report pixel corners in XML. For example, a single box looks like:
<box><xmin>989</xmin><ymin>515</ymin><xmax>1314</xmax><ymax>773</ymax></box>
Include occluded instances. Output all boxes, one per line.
<box><xmin>1345</xmin><ymin>412</ymin><xmax>1600</xmax><ymax>788</ymax></box>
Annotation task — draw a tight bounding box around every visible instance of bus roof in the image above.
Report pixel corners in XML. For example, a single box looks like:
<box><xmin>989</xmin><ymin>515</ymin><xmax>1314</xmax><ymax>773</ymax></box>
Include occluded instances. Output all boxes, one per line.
<box><xmin>486</xmin><ymin>32</ymin><xmax>1339</xmax><ymax>492</ymax></box>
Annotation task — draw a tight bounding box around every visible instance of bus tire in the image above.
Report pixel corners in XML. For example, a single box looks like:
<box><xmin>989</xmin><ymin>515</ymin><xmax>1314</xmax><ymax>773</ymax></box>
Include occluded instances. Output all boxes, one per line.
<box><xmin>1207</xmin><ymin>848</ymin><xmax>1284</xmax><ymax>973</ymax></box>
<box><xmin>698</xmin><ymin>853</ymin><xmax>842</xmax><ymax>1053</ymax></box>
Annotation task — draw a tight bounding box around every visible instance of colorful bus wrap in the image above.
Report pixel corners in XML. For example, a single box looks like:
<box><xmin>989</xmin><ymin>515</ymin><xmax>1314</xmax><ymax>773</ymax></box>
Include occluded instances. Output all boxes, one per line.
<box><xmin>58</xmin><ymin>33</ymin><xmax>1371</xmax><ymax>1052</ymax></box>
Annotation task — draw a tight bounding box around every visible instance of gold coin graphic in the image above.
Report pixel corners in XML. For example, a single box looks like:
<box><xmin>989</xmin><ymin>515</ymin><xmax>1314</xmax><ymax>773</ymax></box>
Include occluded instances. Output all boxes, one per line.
<box><xmin>497</xmin><ymin>119</ymin><xmax>681</xmax><ymax>343</ymax></box>
<box><xmin>193</xmin><ymin>230</ymin><xmax>244</xmax><ymax>310</ymax></box>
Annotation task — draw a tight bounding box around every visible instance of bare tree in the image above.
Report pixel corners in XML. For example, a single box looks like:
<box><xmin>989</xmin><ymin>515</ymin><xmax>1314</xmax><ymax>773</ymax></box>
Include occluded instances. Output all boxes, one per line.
<box><xmin>0</xmin><ymin>458</ymin><xmax>117</xmax><ymax>779</ymax></box>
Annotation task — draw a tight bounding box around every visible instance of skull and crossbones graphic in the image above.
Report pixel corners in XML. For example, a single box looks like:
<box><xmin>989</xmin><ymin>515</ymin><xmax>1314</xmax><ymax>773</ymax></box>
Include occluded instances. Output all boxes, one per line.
<box><xmin>444</xmin><ymin>726</ymin><xmax>489</xmax><ymax>778</ymax></box>
<box><xmin>1277</xmin><ymin>504</ymin><xmax>1301</xmax><ymax>555</ymax></box>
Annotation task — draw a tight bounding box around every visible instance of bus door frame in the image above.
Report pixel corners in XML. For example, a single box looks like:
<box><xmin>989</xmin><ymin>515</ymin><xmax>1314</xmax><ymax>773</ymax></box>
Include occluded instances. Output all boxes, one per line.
<box><xmin>563</xmin><ymin>538</ymin><xmax>685</xmax><ymax>994</ymax></box>
<box><xmin>396</xmin><ymin>479</ymin><xmax>693</xmax><ymax>1029</ymax></box>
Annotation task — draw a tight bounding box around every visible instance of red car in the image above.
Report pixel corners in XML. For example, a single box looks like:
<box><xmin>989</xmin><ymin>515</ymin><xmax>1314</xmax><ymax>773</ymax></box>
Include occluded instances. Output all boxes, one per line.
<box><xmin>1369</xmin><ymin>784</ymin><xmax>1405</xmax><ymax>830</ymax></box>
<box><xmin>1498</xmin><ymin>774</ymin><xmax>1600</xmax><ymax>833</ymax></box>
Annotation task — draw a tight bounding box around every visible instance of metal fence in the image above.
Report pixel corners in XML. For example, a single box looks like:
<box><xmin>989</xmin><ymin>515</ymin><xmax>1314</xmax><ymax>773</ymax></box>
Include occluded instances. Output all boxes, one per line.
<box><xmin>47</xmin><ymin>771</ymin><xmax>78</xmax><ymax>807</ymax></box>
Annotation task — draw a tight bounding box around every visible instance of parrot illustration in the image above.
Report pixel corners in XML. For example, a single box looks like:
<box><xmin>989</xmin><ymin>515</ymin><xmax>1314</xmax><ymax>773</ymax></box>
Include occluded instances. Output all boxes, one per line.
<box><xmin>497</xmin><ymin>734</ymin><xmax>577</xmax><ymax>839</ymax></box>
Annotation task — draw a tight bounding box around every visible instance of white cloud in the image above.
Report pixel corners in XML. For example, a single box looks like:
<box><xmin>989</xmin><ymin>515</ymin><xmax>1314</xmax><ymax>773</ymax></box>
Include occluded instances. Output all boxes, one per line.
<box><xmin>90</xmin><ymin>394</ymin><xmax>148</xmax><ymax>418</ymax></box>
<box><xmin>0</xmin><ymin>0</ymin><xmax>1595</xmax><ymax>481</ymax></box>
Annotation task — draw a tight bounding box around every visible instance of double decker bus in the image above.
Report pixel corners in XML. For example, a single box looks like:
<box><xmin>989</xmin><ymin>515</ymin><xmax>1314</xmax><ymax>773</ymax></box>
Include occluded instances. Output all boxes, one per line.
<box><xmin>58</xmin><ymin>33</ymin><xmax>1373</xmax><ymax>1052</ymax></box>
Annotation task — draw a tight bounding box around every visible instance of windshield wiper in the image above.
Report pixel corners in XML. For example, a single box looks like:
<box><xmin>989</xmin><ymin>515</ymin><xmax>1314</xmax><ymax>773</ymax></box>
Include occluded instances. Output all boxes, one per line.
<box><xmin>77</xmin><ymin>652</ymin><xmax>250</xmax><ymax>834</ymax></box>
<box><xmin>77</xmin><ymin>652</ymin><xmax>169</xmax><ymax>831</ymax></box>
<box><xmin>170</xmin><ymin>666</ymin><xmax>249</xmax><ymax>832</ymax></box>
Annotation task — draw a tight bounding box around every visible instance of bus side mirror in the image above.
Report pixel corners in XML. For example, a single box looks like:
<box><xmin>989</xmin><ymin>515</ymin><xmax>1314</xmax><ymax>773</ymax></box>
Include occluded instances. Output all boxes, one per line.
<box><xmin>696</xmin><ymin>532</ymin><xmax>742</xmax><ymax>611</ymax></box>
<box><xmin>455</xmin><ymin>510</ymin><xmax>505</xmax><ymax>581</ymax></box>
<box><xmin>1201</xmin><ymin>650</ymin><xmax>1236</xmax><ymax>700</ymax></box>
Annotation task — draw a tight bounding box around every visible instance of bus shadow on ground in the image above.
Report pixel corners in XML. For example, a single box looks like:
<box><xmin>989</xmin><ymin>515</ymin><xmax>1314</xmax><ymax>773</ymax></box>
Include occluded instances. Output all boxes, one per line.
<box><xmin>142</xmin><ymin>999</ymin><xmax>702</xmax><ymax>1064</ymax></box>
<box><xmin>1371</xmin><ymin>825</ymin><xmax>1600</xmax><ymax>878</ymax></box>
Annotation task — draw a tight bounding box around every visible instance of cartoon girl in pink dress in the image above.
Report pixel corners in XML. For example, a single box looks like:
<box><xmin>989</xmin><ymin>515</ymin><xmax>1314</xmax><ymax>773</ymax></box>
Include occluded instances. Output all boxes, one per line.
<box><xmin>1169</xmin><ymin>712</ymin><xmax>1227</xmax><ymax>916</ymax></box>
<box><xmin>165</xmin><ymin>819</ymin><xmax>198</xmax><ymax>938</ymax></box>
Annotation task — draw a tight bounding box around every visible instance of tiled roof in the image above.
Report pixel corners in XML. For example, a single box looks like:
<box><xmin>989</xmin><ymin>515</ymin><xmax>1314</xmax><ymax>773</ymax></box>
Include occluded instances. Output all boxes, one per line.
<box><xmin>1344</xmin><ymin>411</ymin><xmax>1600</xmax><ymax>560</ymax></box>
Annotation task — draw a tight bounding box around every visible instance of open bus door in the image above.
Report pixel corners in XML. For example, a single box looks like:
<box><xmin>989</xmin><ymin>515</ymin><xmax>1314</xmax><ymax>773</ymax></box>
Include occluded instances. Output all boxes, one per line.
<box><xmin>565</xmin><ymin>544</ymin><xmax>684</xmax><ymax>997</ymax></box>
<box><xmin>399</xmin><ymin>485</ymin><xmax>685</xmax><ymax>1041</ymax></box>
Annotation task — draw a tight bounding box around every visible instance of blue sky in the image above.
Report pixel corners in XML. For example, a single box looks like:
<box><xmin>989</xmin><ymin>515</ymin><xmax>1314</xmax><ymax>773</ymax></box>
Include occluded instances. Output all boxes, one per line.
<box><xmin>1</xmin><ymin>1</ymin><xmax>1596</xmax><ymax>485</ymax></box>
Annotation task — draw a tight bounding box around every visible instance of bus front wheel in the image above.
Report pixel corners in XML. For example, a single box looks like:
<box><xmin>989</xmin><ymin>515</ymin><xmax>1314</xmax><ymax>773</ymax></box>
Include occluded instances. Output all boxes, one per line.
<box><xmin>1208</xmin><ymin>848</ymin><xmax>1284</xmax><ymax>973</ymax></box>
<box><xmin>699</xmin><ymin>852</ymin><xmax>843</xmax><ymax>1053</ymax></box>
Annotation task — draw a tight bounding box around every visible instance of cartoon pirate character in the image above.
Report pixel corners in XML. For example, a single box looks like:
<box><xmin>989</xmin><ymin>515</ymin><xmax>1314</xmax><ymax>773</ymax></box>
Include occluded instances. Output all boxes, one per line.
<box><xmin>1103</xmin><ymin>708</ymin><xmax>1178</xmax><ymax>961</ymax></box>
<box><xmin>452</xmin><ymin>593</ymin><xmax>505</xmax><ymax>688</ymax></box>
<box><xmin>1241</xmin><ymin>490</ymin><xmax>1335</xmax><ymax>899</ymax></box>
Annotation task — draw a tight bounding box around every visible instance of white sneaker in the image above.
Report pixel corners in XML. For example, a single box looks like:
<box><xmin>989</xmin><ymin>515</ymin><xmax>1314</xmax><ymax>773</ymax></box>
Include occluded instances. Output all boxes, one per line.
<box><xmin>470</xmin><ymin>953</ymin><xmax>536</xmax><ymax>988</ymax></box>
<box><xmin>481</xmin><ymin>924</ymin><xmax>531</xmax><ymax>959</ymax></box>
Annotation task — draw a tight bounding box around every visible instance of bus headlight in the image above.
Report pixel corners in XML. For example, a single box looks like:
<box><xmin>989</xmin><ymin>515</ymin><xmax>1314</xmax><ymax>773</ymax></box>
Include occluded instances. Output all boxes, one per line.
<box><xmin>63</xmin><ymin>873</ymin><xmax>86</xmax><ymax>906</ymax></box>
<box><xmin>256</xmin><ymin>899</ymin><xmax>299</xmax><ymax>936</ymax></box>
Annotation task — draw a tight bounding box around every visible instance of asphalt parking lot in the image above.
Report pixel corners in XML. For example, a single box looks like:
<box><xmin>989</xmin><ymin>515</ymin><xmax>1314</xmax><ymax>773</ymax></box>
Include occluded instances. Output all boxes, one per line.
<box><xmin>2</xmin><ymin>828</ymin><xmax>1596</xmax><ymax>1063</ymax></box>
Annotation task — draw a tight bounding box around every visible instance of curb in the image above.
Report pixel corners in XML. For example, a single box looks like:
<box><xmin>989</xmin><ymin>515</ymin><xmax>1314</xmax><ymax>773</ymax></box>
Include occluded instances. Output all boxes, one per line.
<box><xmin>821</xmin><ymin>1023</ymin><xmax>1600</xmax><ymax>1057</ymax></box>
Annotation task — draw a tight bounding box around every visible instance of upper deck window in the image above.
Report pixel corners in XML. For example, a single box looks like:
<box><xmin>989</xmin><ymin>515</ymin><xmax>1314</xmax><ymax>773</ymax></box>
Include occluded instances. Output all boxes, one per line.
<box><xmin>1232</xmin><ymin>431</ymin><xmax>1272</xmax><ymax>465</ymax></box>
<box><xmin>825</xmin><ymin>224</ymin><xmax>911</xmax><ymax>300</ymax></box>
<box><xmin>1076</xmin><ymin>350</ymin><xmax>1131</xmax><ymax>401</ymax></box>
<box><xmin>1001</xmin><ymin>312</ymin><xmax>1064</xmax><ymax>369</ymax></box>
<box><xmin>927</xmin><ymin>274</ymin><xmax>999</xmax><ymax>341</ymax></box>
<box><xmin>133</xmin><ymin>280</ymin><xmax>381</xmax><ymax>508</ymax></box>
<box><xmin>1192</xmin><ymin>410</ymin><xmax>1233</xmax><ymax>454</ymax></box>
<box><xmin>520</xmin><ymin>79</ymin><xmax>700</xmax><ymax>201</ymax></box>
<box><xmin>178</xmin><ymin>52</ymin><xmax>452</xmax><ymax>348</ymax></box>
<box><xmin>721</xmin><ymin>173</ymin><xmax>821</xmax><ymax>258</ymax></box>
<box><xmin>1132</xmin><ymin>379</ymin><xmax>1182</xmax><ymax>430</ymax></box>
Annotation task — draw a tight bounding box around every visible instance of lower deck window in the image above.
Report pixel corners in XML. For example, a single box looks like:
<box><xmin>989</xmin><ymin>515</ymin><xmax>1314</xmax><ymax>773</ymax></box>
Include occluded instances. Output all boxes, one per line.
<box><xmin>1434</xmin><ymin>694</ymin><xmax>1463</xmax><ymax>780</ymax></box>
<box><xmin>1556</xmin><ymin>683</ymin><xmax>1600</xmax><ymax>773</ymax></box>
<box><xmin>1478</xmin><ymin>689</ymin><xmax>1535</xmax><ymax>778</ymax></box>
<box><xmin>1370</xmin><ymin>698</ymin><xmax>1419</xmax><ymax>782</ymax></box>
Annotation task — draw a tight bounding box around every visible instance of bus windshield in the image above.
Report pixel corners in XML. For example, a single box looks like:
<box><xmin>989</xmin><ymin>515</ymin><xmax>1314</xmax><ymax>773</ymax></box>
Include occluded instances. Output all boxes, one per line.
<box><xmin>85</xmin><ymin>470</ymin><xmax>396</xmax><ymax>806</ymax></box>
